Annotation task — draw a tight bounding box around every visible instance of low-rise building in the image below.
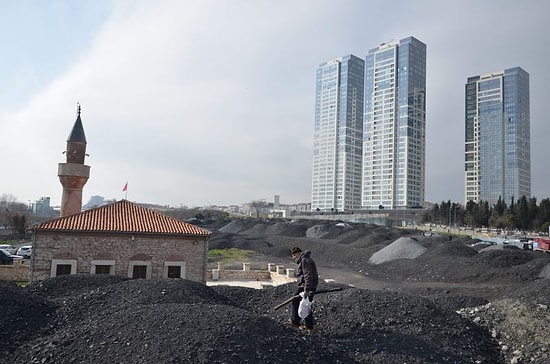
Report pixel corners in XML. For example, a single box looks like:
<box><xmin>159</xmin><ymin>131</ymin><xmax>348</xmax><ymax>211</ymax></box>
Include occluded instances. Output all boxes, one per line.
<box><xmin>28</xmin><ymin>200</ymin><xmax>211</xmax><ymax>283</ymax></box>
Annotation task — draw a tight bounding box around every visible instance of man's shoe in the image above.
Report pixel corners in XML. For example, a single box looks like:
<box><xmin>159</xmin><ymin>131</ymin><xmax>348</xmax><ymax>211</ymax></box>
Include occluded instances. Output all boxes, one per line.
<box><xmin>299</xmin><ymin>325</ymin><xmax>314</xmax><ymax>331</ymax></box>
<box><xmin>288</xmin><ymin>321</ymin><xmax>300</xmax><ymax>328</ymax></box>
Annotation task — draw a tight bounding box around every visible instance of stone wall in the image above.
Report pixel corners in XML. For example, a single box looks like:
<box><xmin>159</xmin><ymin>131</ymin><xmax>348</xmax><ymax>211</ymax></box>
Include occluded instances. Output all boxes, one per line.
<box><xmin>208</xmin><ymin>262</ymin><xmax>297</xmax><ymax>285</ymax></box>
<box><xmin>31</xmin><ymin>232</ymin><xmax>208</xmax><ymax>283</ymax></box>
<box><xmin>0</xmin><ymin>261</ymin><xmax>30</xmax><ymax>282</ymax></box>
<box><xmin>268</xmin><ymin>263</ymin><xmax>297</xmax><ymax>285</ymax></box>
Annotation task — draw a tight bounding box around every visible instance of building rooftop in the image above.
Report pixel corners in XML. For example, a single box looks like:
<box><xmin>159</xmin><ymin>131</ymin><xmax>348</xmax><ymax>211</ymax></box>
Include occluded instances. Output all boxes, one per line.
<box><xmin>30</xmin><ymin>200</ymin><xmax>211</xmax><ymax>237</ymax></box>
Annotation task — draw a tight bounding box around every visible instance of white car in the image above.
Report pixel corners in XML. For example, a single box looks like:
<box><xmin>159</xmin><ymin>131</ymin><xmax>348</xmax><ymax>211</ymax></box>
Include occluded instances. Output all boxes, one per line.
<box><xmin>0</xmin><ymin>244</ymin><xmax>17</xmax><ymax>254</ymax></box>
<box><xmin>16</xmin><ymin>245</ymin><xmax>33</xmax><ymax>258</ymax></box>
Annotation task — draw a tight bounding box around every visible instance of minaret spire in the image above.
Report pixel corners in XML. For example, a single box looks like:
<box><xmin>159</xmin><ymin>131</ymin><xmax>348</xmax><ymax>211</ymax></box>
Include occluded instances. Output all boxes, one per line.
<box><xmin>58</xmin><ymin>104</ymin><xmax>91</xmax><ymax>216</ymax></box>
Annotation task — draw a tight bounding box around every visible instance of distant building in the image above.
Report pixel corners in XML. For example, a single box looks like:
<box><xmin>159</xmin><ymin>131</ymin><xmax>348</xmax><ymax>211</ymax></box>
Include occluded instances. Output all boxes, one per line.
<box><xmin>33</xmin><ymin>197</ymin><xmax>53</xmax><ymax>217</ymax></box>
<box><xmin>362</xmin><ymin>37</ymin><xmax>427</xmax><ymax>209</ymax></box>
<box><xmin>241</xmin><ymin>196</ymin><xmax>310</xmax><ymax>218</ymax></box>
<box><xmin>83</xmin><ymin>195</ymin><xmax>106</xmax><ymax>210</ymax></box>
<box><xmin>464</xmin><ymin>67</ymin><xmax>531</xmax><ymax>205</ymax></box>
<box><xmin>245</xmin><ymin>200</ymin><xmax>273</xmax><ymax>218</ymax></box>
<box><xmin>311</xmin><ymin>55</ymin><xmax>365</xmax><ymax>212</ymax></box>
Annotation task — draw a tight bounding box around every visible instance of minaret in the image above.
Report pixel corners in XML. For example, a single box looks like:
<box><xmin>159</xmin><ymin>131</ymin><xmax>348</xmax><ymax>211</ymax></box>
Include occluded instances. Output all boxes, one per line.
<box><xmin>58</xmin><ymin>104</ymin><xmax>90</xmax><ymax>216</ymax></box>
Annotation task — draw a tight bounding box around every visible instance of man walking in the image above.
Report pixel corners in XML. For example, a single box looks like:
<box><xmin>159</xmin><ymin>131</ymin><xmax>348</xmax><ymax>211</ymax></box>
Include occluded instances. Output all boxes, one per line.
<box><xmin>289</xmin><ymin>247</ymin><xmax>318</xmax><ymax>331</ymax></box>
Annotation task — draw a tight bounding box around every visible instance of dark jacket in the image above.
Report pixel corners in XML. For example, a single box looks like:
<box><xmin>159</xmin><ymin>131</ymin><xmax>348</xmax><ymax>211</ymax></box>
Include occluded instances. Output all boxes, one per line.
<box><xmin>296</xmin><ymin>250</ymin><xmax>318</xmax><ymax>292</ymax></box>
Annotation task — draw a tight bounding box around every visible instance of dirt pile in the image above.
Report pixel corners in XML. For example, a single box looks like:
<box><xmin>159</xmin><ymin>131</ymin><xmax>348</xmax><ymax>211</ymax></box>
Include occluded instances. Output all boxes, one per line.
<box><xmin>1</xmin><ymin>218</ymin><xmax>549</xmax><ymax>363</ymax></box>
<box><xmin>458</xmin><ymin>294</ymin><xmax>550</xmax><ymax>364</ymax></box>
<box><xmin>2</xmin><ymin>276</ymin><xmax>502</xmax><ymax>364</ymax></box>
<box><xmin>368</xmin><ymin>236</ymin><xmax>427</xmax><ymax>264</ymax></box>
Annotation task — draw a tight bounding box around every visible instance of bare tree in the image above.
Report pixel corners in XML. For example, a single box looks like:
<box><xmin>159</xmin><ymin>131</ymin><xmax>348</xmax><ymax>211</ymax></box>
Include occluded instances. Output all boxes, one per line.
<box><xmin>0</xmin><ymin>193</ymin><xmax>17</xmax><ymax>207</ymax></box>
<box><xmin>0</xmin><ymin>193</ymin><xmax>28</xmax><ymax>230</ymax></box>
<box><xmin>1</xmin><ymin>193</ymin><xmax>17</xmax><ymax>228</ymax></box>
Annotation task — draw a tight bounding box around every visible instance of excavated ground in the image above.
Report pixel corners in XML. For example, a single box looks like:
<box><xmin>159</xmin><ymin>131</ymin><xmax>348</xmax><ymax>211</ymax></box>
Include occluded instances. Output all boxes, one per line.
<box><xmin>1</xmin><ymin>218</ymin><xmax>549</xmax><ymax>364</ymax></box>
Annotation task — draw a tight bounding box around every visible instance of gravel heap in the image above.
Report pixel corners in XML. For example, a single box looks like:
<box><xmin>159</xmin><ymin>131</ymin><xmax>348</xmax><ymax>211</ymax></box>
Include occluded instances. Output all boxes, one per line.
<box><xmin>368</xmin><ymin>236</ymin><xmax>427</xmax><ymax>264</ymax></box>
<box><xmin>2</xmin><ymin>276</ymin><xmax>501</xmax><ymax>364</ymax></box>
<box><xmin>1</xmin><ymin>218</ymin><xmax>549</xmax><ymax>364</ymax></box>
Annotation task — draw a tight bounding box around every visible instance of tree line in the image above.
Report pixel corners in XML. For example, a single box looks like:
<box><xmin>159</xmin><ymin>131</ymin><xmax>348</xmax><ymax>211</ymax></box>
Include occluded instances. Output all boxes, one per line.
<box><xmin>421</xmin><ymin>196</ymin><xmax>550</xmax><ymax>234</ymax></box>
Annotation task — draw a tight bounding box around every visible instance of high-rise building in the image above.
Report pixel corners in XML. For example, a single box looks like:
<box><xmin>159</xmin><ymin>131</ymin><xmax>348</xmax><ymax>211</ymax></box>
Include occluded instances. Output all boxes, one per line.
<box><xmin>311</xmin><ymin>55</ymin><xmax>365</xmax><ymax>212</ymax></box>
<box><xmin>362</xmin><ymin>37</ymin><xmax>427</xmax><ymax>209</ymax></box>
<box><xmin>33</xmin><ymin>197</ymin><xmax>52</xmax><ymax>217</ymax></box>
<box><xmin>464</xmin><ymin>67</ymin><xmax>530</xmax><ymax>205</ymax></box>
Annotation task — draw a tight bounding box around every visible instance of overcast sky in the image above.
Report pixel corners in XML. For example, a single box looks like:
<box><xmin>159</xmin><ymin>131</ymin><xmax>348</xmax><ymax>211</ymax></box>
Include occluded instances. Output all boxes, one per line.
<box><xmin>1</xmin><ymin>0</ymin><xmax>549</xmax><ymax>208</ymax></box>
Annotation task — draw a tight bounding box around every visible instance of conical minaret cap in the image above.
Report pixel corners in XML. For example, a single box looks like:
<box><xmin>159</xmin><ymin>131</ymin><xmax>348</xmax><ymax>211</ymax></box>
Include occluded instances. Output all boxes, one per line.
<box><xmin>67</xmin><ymin>104</ymin><xmax>87</xmax><ymax>143</ymax></box>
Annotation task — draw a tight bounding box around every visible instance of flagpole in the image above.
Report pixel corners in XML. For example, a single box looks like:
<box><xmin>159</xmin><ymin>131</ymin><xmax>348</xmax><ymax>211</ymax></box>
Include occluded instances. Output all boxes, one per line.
<box><xmin>122</xmin><ymin>182</ymin><xmax>128</xmax><ymax>200</ymax></box>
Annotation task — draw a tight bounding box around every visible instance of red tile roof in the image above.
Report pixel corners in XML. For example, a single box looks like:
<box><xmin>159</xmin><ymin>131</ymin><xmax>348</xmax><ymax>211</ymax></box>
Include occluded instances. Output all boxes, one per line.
<box><xmin>30</xmin><ymin>200</ymin><xmax>211</xmax><ymax>237</ymax></box>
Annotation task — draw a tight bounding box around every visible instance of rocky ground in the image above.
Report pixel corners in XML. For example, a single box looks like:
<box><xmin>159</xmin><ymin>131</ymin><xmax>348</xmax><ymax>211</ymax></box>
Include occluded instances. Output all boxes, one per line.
<box><xmin>1</xmin><ymin>218</ymin><xmax>549</xmax><ymax>363</ymax></box>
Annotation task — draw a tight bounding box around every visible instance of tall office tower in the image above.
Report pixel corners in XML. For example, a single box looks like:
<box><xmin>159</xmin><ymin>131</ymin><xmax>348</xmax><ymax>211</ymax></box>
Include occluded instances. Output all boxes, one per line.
<box><xmin>464</xmin><ymin>67</ymin><xmax>530</xmax><ymax>206</ymax></box>
<box><xmin>311</xmin><ymin>55</ymin><xmax>365</xmax><ymax>212</ymax></box>
<box><xmin>362</xmin><ymin>37</ymin><xmax>427</xmax><ymax>209</ymax></box>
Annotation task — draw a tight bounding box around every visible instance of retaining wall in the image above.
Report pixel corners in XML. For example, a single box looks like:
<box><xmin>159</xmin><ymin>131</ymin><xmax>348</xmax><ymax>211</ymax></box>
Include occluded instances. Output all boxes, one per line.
<box><xmin>208</xmin><ymin>262</ymin><xmax>297</xmax><ymax>284</ymax></box>
<box><xmin>0</xmin><ymin>261</ymin><xmax>30</xmax><ymax>282</ymax></box>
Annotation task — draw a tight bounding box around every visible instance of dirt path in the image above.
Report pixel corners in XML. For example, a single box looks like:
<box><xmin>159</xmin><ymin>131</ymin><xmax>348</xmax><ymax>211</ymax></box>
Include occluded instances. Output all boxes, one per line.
<box><xmin>318</xmin><ymin>266</ymin><xmax>515</xmax><ymax>300</ymax></box>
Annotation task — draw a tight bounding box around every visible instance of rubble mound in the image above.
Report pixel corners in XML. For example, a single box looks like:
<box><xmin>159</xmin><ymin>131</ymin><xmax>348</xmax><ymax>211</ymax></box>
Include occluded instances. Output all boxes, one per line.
<box><xmin>2</xmin><ymin>218</ymin><xmax>550</xmax><ymax>363</ymax></box>
<box><xmin>539</xmin><ymin>262</ymin><xmax>550</xmax><ymax>278</ymax></box>
<box><xmin>0</xmin><ymin>281</ymin><xmax>56</xmax><ymax>348</ymax></box>
<box><xmin>217</xmin><ymin>219</ymin><xmax>254</xmax><ymax>234</ymax></box>
<box><xmin>369</xmin><ymin>237</ymin><xmax>427</xmax><ymax>264</ymax></box>
<box><xmin>305</xmin><ymin>223</ymin><xmax>331</xmax><ymax>238</ymax></box>
<box><xmin>424</xmin><ymin>239</ymin><xmax>478</xmax><ymax>257</ymax></box>
<box><xmin>2</xmin><ymin>276</ymin><xmax>505</xmax><ymax>364</ymax></box>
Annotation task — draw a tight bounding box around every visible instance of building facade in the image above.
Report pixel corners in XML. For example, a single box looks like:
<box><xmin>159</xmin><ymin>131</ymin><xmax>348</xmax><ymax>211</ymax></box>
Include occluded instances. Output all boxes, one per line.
<box><xmin>362</xmin><ymin>37</ymin><xmax>427</xmax><ymax>209</ymax></box>
<box><xmin>29</xmin><ymin>200</ymin><xmax>211</xmax><ymax>283</ymax></box>
<box><xmin>464</xmin><ymin>67</ymin><xmax>530</xmax><ymax>205</ymax></box>
<box><xmin>27</xmin><ymin>104</ymin><xmax>213</xmax><ymax>283</ymax></box>
<box><xmin>311</xmin><ymin>55</ymin><xmax>365</xmax><ymax>212</ymax></box>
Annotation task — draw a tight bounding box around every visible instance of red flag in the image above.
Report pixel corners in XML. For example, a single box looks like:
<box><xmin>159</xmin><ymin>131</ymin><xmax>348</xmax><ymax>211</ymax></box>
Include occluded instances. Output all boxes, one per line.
<box><xmin>122</xmin><ymin>182</ymin><xmax>128</xmax><ymax>192</ymax></box>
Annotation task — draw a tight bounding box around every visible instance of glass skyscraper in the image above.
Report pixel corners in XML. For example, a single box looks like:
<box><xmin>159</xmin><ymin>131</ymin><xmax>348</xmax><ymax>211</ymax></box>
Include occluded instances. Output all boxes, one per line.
<box><xmin>464</xmin><ymin>67</ymin><xmax>531</xmax><ymax>205</ymax></box>
<box><xmin>311</xmin><ymin>55</ymin><xmax>365</xmax><ymax>212</ymax></box>
<box><xmin>362</xmin><ymin>37</ymin><xmax>427</xmax><ymax>209</ymax></box>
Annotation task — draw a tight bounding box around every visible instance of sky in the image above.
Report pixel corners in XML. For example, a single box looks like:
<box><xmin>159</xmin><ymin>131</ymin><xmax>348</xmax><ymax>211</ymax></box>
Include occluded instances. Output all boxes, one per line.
<box><xmin>1</xmin><ymin>0</ymin><xmax>549</xmax><ymax>208</ymax></box>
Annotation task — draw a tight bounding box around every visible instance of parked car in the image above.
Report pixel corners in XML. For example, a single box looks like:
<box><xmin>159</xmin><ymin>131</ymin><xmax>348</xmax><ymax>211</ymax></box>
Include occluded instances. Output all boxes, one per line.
<box><xmin>0</xmin><ymin>244</ymin><xmax>17</xmax><ymax>254</ymax></box>
<box><xmin>0</xmin><ymin>249</ymin><xmax>24</xmax><ymax>265</ymax></box>
<box><xmin>471</xmin><ymin>241</ymin><xmax>497</xmax><ymax>247</ymax></box>
<box><xmin>522</xmin><ymin>242</ymin><xmax>533</xmax><ymax>251</ymax></box>
<box><xmin>16</xmin><ymin>245</ymin><xmax>33</xmax><ymax>258</ymax></box>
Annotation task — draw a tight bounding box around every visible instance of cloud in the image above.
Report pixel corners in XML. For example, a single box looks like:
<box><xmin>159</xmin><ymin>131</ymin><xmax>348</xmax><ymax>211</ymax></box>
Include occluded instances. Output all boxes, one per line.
<box><xmin>1</xmin><ymin>0</ymin><xmax>550</xmax><ymax>208</ymax></box>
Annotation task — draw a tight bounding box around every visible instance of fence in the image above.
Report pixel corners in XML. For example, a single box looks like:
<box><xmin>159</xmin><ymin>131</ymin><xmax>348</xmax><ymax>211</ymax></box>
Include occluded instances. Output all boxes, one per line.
<box><xmin>208</xmin><ymin>262</ymin><xmax>297</xmax><ymax>285</ymax></box>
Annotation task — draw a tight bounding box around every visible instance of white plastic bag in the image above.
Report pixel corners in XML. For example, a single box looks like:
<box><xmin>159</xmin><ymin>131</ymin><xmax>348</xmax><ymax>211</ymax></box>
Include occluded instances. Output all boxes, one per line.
<box><xmin>298</xmin><ymin>293</ymin><xmax>312</xmax><ymax>319</ymax></box>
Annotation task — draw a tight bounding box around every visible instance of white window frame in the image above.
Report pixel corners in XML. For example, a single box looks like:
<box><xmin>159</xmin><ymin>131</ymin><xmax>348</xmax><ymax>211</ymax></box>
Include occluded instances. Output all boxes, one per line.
<box><xmin>90</xmin><ymin>259</ymin><xmax>116</xmax><ymax>275</ymax></box>
<box><xmin>163</xmin><ymin>261</ymin><xmax>186</xmax><ymax>279</ymax></box>
<box><xmin>50</xmin><ymin>259</ymin><xmax>77</xmax><ymax>277</ymax></box>
<box><xmin>128</xmin><ymin>260</ymin><xmax>152</xmax><ymax>279</ymax></box>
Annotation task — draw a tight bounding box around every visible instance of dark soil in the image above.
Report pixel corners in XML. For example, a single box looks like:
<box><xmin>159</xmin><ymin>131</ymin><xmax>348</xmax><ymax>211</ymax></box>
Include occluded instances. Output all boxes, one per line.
<box><xmin>1</xmin><ymin>218</ymin><xmax>549</xmax><ymax>363</ymax></box>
